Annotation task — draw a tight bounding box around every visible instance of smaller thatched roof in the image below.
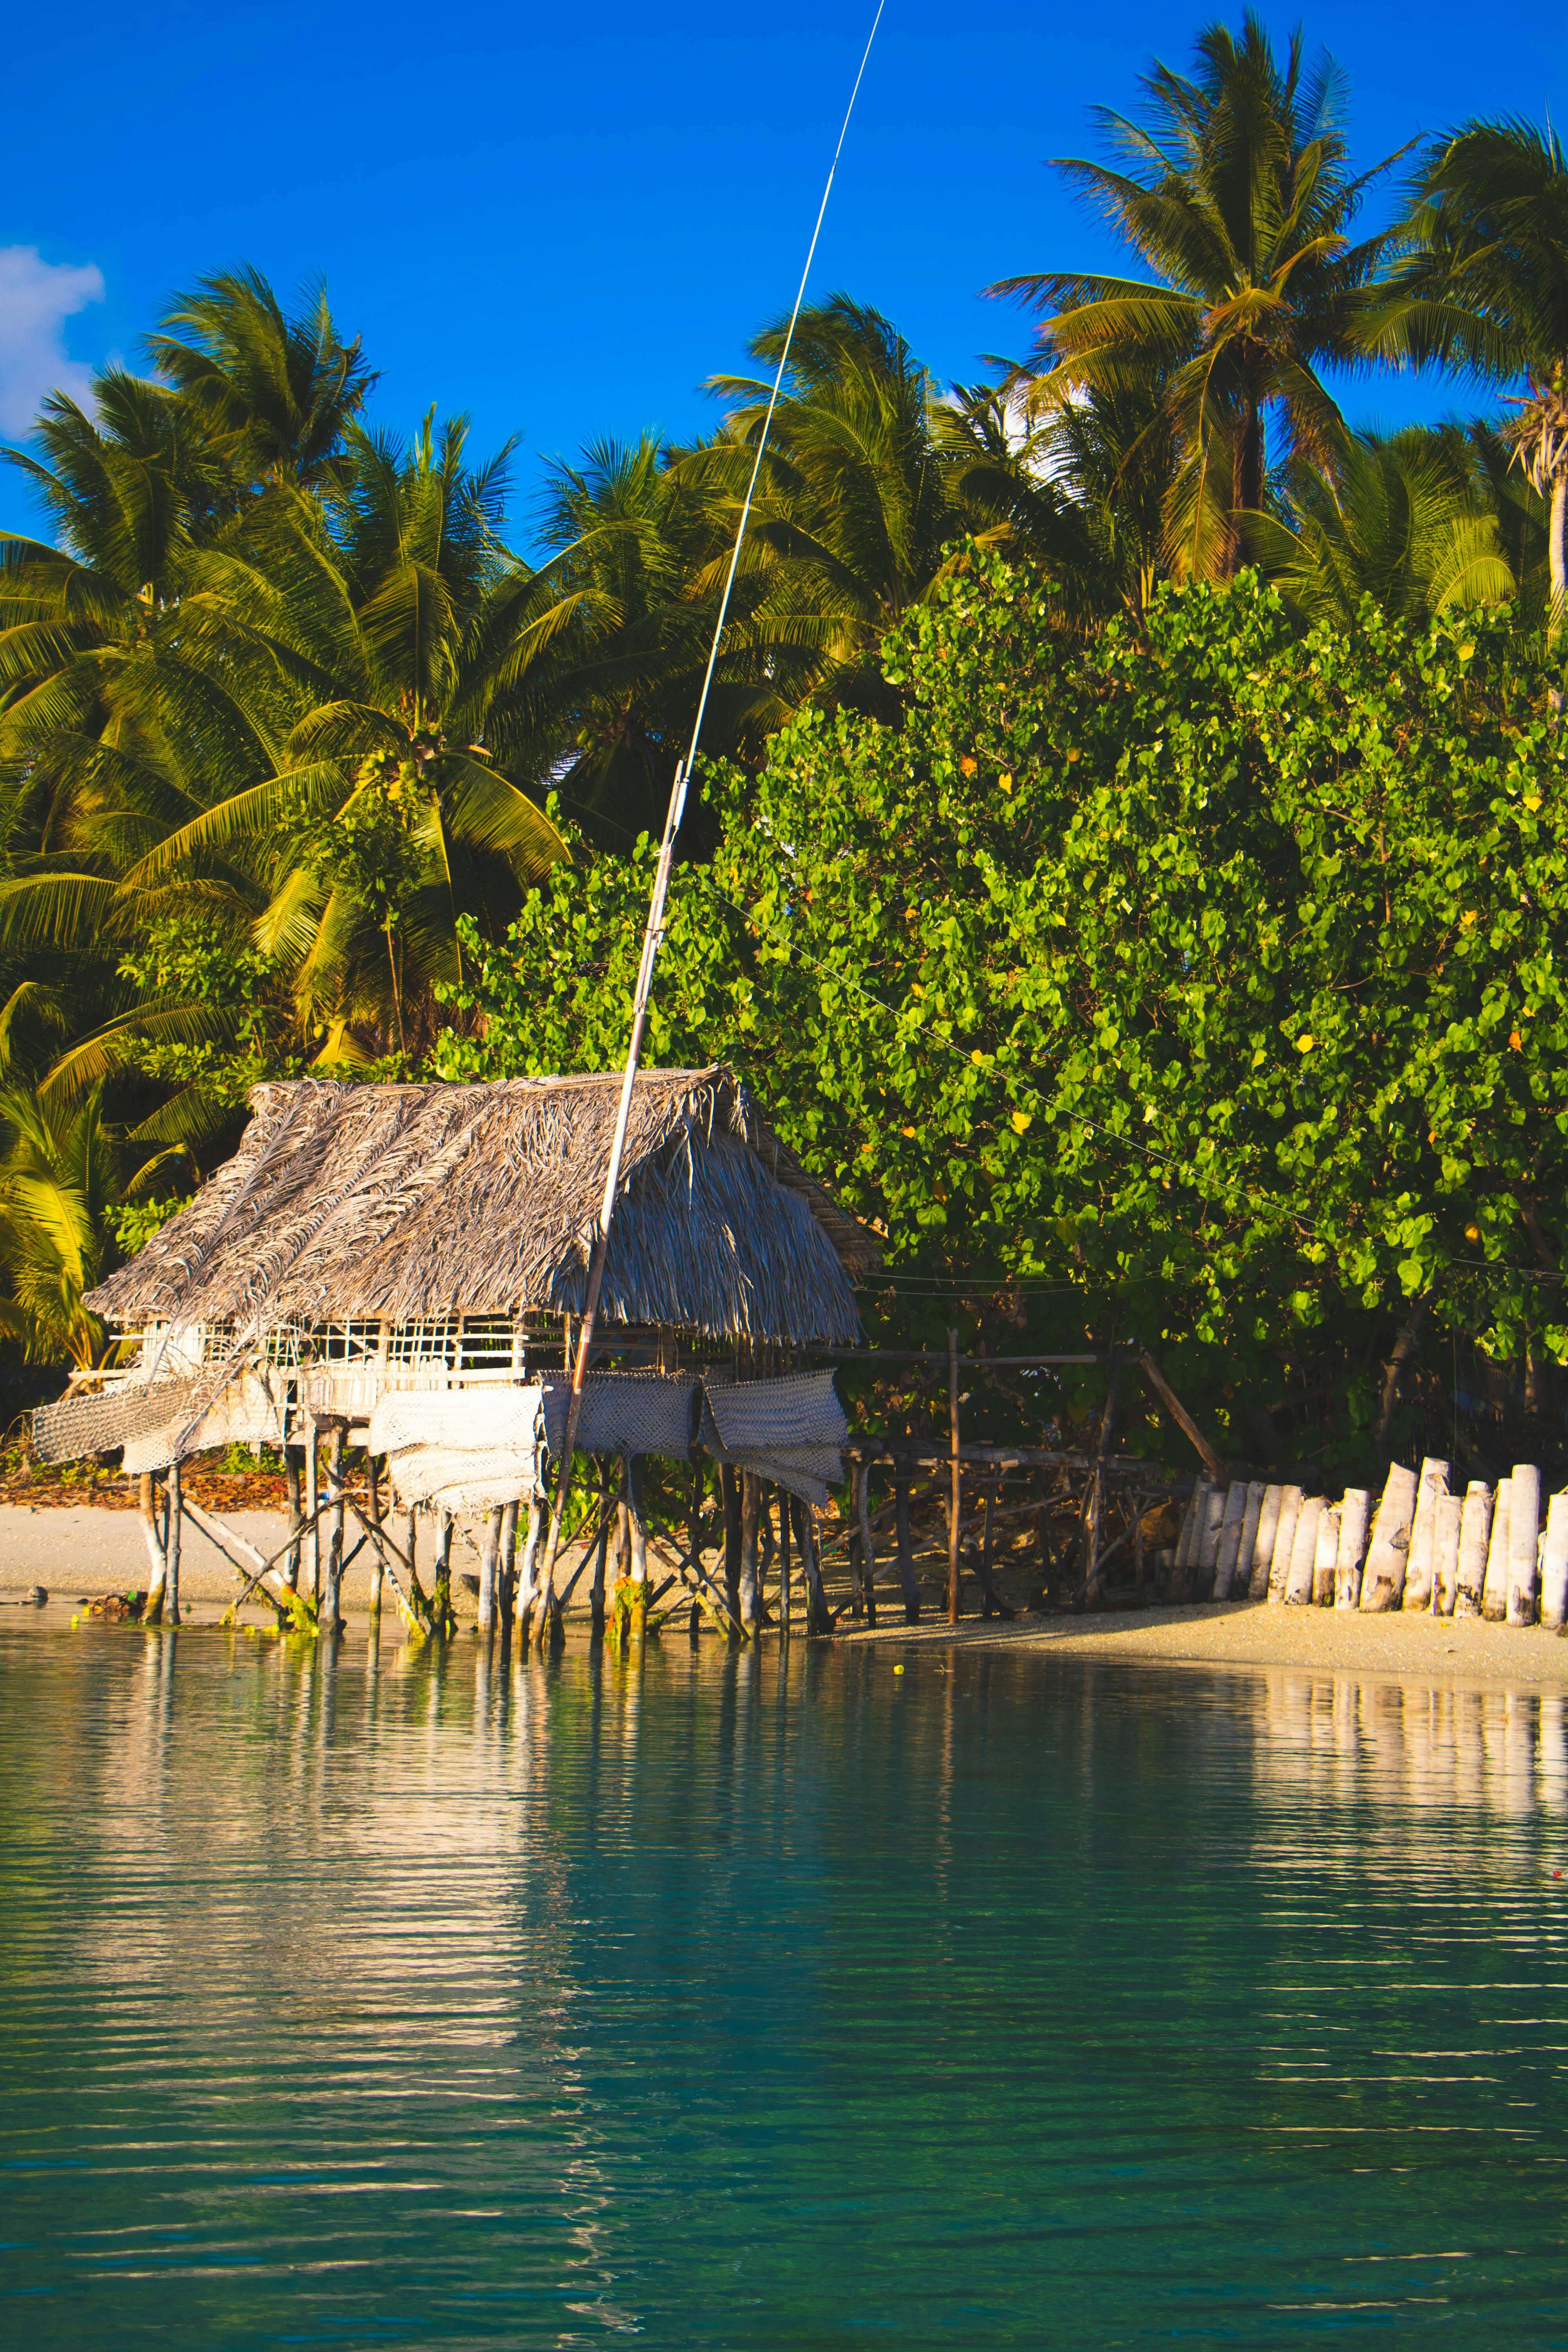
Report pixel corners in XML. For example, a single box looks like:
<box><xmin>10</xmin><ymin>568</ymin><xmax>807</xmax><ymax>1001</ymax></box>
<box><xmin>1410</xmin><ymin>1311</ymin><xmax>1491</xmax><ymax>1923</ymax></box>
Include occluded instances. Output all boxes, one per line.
<box><xmin>87</xmin><ymin>1066</ymin><xmax>877</xmax><ymax>1347</ymax></box>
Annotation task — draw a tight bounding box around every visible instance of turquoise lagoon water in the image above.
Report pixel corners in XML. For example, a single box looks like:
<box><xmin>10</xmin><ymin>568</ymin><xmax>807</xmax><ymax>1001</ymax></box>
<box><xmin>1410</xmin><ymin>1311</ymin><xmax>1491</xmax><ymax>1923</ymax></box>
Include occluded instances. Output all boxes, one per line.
<box><xmin>2</xmin><ymin>1620</ymin><xmax>1567</xmax><ymax>2348</ymax></box>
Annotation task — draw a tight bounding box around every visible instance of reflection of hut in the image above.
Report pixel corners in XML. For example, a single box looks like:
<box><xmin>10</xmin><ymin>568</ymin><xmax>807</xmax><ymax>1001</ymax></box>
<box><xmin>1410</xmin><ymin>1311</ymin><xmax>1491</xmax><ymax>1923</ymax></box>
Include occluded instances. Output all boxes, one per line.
<box><xmin>40</xmin><ymin>1067</ymin><xmax>876</xmax><ymax>1632</ymax></box>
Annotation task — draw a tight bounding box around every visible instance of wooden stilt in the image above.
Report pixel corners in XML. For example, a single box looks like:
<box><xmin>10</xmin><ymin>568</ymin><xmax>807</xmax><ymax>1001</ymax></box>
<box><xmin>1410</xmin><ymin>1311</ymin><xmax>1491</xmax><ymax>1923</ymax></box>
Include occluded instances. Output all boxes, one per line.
<box><xmin>284</xmin><ymin>1447</ymin><xmax>303</xmax><ymax>1593</ymax></box>
<box><xmin>895</xmin><ymin>1472</ymin><xmax>919</xmax><ymax>1623</ymax></box>
<box><xmin>434</xmin><ymin>1507</ymin><xmax>455</xmax><ymax>1635</ymax></box>
<box><xmin>305</xmin><ymin>1427</ymin><xmax>321</xmax><ymax>1605</ymax></box>
<box><xmin>591</xmin><ymin>1468</ymin><xmax>613</xmax><ymax>1630</ymax></box>
<box><xmin>758</xmin><ymin>1491</ymin><xmax>776</xmax><ymax>1622</ymax></box>
<box><xmin>686</xmin><ymin>1465</ymin><xmax>704</xmax><ymax>1639</ymax></box>
<box><xmin>857</xmin><ymin>1461</ymin><xmax>878</xmax><ymax>1630</ymax></box>
<box><xmin>722</xmin><ymin>1465</ymin><xmax>742</xmax><ymax>1625</ymax></box>
<box><xmin>366</xmin><ymin>1457</ymin><xmax>385</xmax><ymax>1622</ymax></box>
<box><xmin>796</xmin><ymin>1497</ymin><xmax>831</xmax><ymax>1635</ymax></box>
<box><xmin>947</xmin><ymin>1328</ymin><xmax>963</xmax><ymax>1627</ymax></box>
<box><xmin>627</xmin><ymin>1455</ymin><xmax>648</xmax><ymax>1584</ymax></box>
<box><xmin>499</xmin><ymin>1498</ymin><xmax>519</xmax><ymax>1635</ymax></box>
<box><xmin>323</xmin><ymin>1428</ymin><xmax>346</xmax><ymax>1632</ymax></box>
<box><xmin>516</xmin><ymin>1495</ymin><xmax>545</xmax><ymax>1645</ymax></box>
<box><xmin>165</xmin><ymin>1460</ymin><xmax>183</xmax><ymax>1626</ymax></box>
<box><xmin>477</xmin><ymin>1505</ymin><xmax>502</xmax><ymax>1637</ymax></box>
<box><xmin>138</xmin><ymin>1470</ymin><xmax>167</xmax><ymax>1623</ymax></box>
<box><xmin>739</xmin><ymin>1470</ymin><xmax>761</xmax><ymax>1632</ymax></box>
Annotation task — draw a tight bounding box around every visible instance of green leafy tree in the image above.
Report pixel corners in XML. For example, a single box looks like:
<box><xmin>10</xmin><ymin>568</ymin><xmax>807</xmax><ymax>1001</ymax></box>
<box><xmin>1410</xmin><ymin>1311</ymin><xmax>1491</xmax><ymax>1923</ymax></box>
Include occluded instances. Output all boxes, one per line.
<box><xmin>0</xmin><ymin>1085</ymin><xmax>181</xmax><ymax>1367</ymax></box>
<box><xmin>437</xmin><ymin>550</ymin><xmax>1568</xmax><ymax>1475</ymax></box>
<box><xmin>992</xmin><ymin>13</ymin><xmax>1398</xmax><ymax>578</ymax></box>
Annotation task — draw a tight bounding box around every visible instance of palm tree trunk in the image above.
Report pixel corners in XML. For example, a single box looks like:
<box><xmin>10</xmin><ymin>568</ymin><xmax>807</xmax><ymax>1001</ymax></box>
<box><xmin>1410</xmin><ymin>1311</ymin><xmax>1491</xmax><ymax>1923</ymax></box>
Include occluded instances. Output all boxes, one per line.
<box><xmin>1550</xmin><ymin>471</ymin><xmax>1566</xmax><ymax>638</ymax></box>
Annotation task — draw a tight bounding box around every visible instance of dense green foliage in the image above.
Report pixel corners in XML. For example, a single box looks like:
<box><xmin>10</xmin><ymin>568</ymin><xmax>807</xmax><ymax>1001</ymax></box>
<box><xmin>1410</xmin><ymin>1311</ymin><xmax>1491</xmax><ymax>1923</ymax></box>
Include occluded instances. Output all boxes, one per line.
<box><xmin>437</xmin><ymin>552</ymin><xmax>1568</xmax><ymax>1471</ymax></box>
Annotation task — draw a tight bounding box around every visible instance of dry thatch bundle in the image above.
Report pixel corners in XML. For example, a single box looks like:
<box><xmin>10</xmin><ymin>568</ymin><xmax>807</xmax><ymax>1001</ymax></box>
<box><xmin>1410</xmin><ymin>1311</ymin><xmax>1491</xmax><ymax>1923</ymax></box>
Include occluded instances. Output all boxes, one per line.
<box><xmin>87</xmin><ymin>1066</ymin><xmax>874</xmax><ymax>1347</ymax></box>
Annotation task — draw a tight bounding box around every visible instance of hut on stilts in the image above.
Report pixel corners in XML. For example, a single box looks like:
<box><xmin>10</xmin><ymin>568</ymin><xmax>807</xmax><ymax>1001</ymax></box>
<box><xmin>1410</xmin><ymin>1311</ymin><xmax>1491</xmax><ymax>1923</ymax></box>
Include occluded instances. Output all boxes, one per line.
<box><xmin>37</xmin><ymin>1068</ymin><xmax>877</xmax><ymax>1641</ymax></box>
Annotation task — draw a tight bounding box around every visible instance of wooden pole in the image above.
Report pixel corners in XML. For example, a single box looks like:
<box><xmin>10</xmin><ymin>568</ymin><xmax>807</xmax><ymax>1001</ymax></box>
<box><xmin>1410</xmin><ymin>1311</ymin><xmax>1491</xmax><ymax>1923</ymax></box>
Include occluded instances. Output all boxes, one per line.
<box><xmin>1136</xmin><ymin>1350</ymin><xmax>1223</xmax><ymax>1479</ymax></box>
<box><xmin>739</xmin><ymin>1470</ymin><xmax>761</xmax><ymax>1632</ymax></box>
<box><xmin>793</xmin><ymin>1497</ymin><xmax>830</xmax><ymax>1635</ymax></box>
<box><xmin>138</xmin><ymin>1470</ymin><xmax>167</xmax><ymax>1622</ymax></box>
<box><xmin>778</xmin><ymin>1479</ymin><xmax>792</xmax><ymax>1634</ymax></box>
<box><xmin>284</xmin><ymin>1446</ymin><xmax>303</xmax><ymax>1593</ymax></box>
<box><xmin>591</xmin><ymin>1470</ymin><xmax>613</xmax><ymax>1631</ymax></box>
<box><xmin>499</xmin><ymin>1498</ymin><xmax>519</xmax><ymax>1636</ymax></box>
<box><xmin>856</xmin><ymin>1460</ymin><xmax>878</xmax><ymax>1630</ymax></box>
<box><xmin>516</xmin><ymin>1495</ymin><xmax>545</xmax><ymax>1643</ymax></box>
<box><xmin>323</xmin><ymin>1428</ymin><xmax>346</xmax><ymax>1633</ymax></box>
<box><xmin>894</xmin><ymin>1471</ymin><xmax>919</xmax><ymax>1624</ymax></box>
<box><xmin>434</xmin><ymin>1507</ymin><xmax>455</xmax><ymax>1635</ymax></box>
<box><xmin>366</xmin><ymin>1456</ymin><xmax>385</xmax><ymax>1622</ymax></box>
<box><xmin>1507</xmin><ymin>1462</ymin><xmax>1541</xmax><ymax>1626</ymax></box>
<box><xmin>477</xmin><ymin>1505</ymin><xmax>502</xmax><ymax>1637</ymax></box>
<box><xmin>165</xmin><ymin>1460</ymin><xmax>183</xmax><ymax>1626</ymax></box>
<box><xmin>947</xmin><ymin>1328</ymin><xmax>962</xmax><ymax>1627</ymax></box>
<box><xmin>722</xmin><ymin>1465</ymin><xmax>742</xmax><ymax>1627</ymax></box>
<box><xmin>627</xmin><ymin>1455</ymin><xmax>648</xmax><ymax>1585</ymax></box>
<box><xmin>1333</xmin><ymin>1488</ymin><xmax>1372</xmax><ymax>1610</ymax></box>
<box><xmin>305</xmin><ymin>1427</ymin><xmax>321</xmax><ymax>1606</ymax></box>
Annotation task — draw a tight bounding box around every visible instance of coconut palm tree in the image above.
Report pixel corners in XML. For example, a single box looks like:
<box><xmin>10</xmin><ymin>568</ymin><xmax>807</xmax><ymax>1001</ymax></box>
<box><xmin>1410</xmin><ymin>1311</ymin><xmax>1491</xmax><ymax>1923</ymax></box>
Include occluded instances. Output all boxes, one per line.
<box><xmin>990</xmin><ymin>13</ymin><xmax>1399</xmax><ymax>578</ymax></box>
<box><xmin>129</xmin><ymin>411</ymin><xmax>567</xmax><ymax>1053</ymax></box>
<box><xmin>0</xmin><ymin>1084</ymin><xmax>178</xmax><ymax>1368</ymax></box>
<box><xmin>1247</xmin><ymin>426</ymin><xmax>1515</xmax><ymax>628</ymax></box>
<box><xmin>1373</xmin><ymin>119</ymin><xmax>1568</xmax><ymax>630</ymax></box>
<box><xmin>150</xmin><ymin>265</ymin><xmax>374</xmax><ymax>494</ymax></box>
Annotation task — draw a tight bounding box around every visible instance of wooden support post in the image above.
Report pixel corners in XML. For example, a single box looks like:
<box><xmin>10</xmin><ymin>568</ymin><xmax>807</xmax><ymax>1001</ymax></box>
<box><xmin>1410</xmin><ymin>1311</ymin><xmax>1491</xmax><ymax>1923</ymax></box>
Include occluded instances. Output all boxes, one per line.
<box><xmin>627</xmin><ymin>1455</ymin><xmax>648</xmax><ymax>1584</ymax></box>
<box><xmin>722</xmin><ymin>1465</ymin><xmax>742</xmax><ymax>1626</ymax></box>
<box><xmin>796</xmin><ymin>1497</ymin><xmax>831</xmax><ymax>1636</ymax></box>
<box><xmin>590</xmin><ymin>1473</ymin><xmax>612</xmax><ymax>1632</ymax></box>
<box><xmin>1137</xmin><ymin>1349</ymin><xmax>1223</xmax><ymax>1479</ymax></box>
<box><xmin>739</xmin><ymin>1471</ymin><xmax>761</xmax><ymax>1632</ymax></box>
<box><xmin>758</xmin><ymin>1490</ymin><xmax>776</xmax><ymax>1621</ymax></box>
<box><xmin>856</xmin><ymin>1461</ymin><xmax>878</xmax><ymax>1630</ymax></box>
<box><xmin>138</xmin><ymin>1470</ymin><xmax>167</xmax><ymax>1623</ymax></box>
<box><xmin>979</xmin><ymin>1476</ymin><xmax>997</xmax><ymax>1619</ymax></box>
<box><xmin>305</xmin><ymin>1428</ymin><xmax>321</xmax><ymax>1605</ymax></box>
<box><xmin>434</xmin><ymin>1507</ymin><xmax>455</xmax><ymax>1635</ymax></box>
<box><xmin>778</xmin><ymin>1480</ymin><xmax>792</xmax><ymax>1635</ymax></box>
<box><xmin>366</xmin><ymin>1456</ymin><xmax>385</xmax><ymax>1621</ymax></box>
<box><xmin>895</xmin><ymin>1472</ymin><xmax>919</xmax><ymax>1624</ymax></box>
<box><xmin>284</xmin><ymin>1447</ymin><xmax>303</xmax><ymax>1593</ymax></box>
<box><xmin>323</xmin><ymin>1428</ymin><xmax>346</xmax><ymax>1633</ymax></box>
<box><xmin>947</xmin><ymin>1328</ymin><xmax>962</xmax><ymax>1628</ymax></box>
<box><xmin>1134</xmin><ymin>1494</ymin><xmax>1145</xmax><ymax>1604</ymax></box>
<box><xmin>165</xmin><ymin>1461</ymin><xmax>183</xmax><ymax>1626</ymax></box>
<box><xmin>499</xmin><ymin>1498</ymin><xmax>519</xmax><ymax>1635</ymax></box>
<box><xmin>477</xmin><ymin>1505</ymin><xmax>502</xmax><ymax>1637</ymax></box>
<box><xmin>516</xmin><ymin>1495</ymin><xmax>544</xmax><ymax>1644</ymax></box>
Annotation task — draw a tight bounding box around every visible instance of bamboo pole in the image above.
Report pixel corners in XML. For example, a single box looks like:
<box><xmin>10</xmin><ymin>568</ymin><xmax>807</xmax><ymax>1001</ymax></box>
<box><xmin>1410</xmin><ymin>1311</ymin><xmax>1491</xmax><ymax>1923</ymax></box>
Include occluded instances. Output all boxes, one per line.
<box><xmin>947</xmin><ymin>1328</ymin><xmax>962</xmax><ymax>1627</ymax></box>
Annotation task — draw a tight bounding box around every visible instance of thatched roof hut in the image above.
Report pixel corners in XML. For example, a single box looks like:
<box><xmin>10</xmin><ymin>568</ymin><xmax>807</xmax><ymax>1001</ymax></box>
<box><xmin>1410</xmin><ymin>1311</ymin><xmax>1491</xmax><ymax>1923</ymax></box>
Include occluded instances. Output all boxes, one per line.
<box><xmin>87</xmin><ymin>1065</ymin><xmax>876</xmax><ymax>1347</ymax></box>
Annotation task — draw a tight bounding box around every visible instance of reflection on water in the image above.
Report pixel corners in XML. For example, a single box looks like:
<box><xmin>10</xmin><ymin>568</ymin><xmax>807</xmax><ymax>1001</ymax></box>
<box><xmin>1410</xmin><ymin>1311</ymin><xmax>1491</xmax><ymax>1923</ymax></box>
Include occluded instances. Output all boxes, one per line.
<box><xmin>2</xmin><ymin>1626</ymin><xmax>1567</xmax><ymax>2349</ymax></box>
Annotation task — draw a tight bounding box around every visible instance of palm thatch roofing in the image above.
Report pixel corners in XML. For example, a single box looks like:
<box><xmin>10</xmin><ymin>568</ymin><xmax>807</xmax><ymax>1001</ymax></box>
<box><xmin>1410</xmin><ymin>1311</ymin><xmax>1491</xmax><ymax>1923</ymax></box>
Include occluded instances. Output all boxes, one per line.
<box><xmin>86</xmin><ymin>1067</ymin><xmax>877</xmax><ymax>1347</ymax></box>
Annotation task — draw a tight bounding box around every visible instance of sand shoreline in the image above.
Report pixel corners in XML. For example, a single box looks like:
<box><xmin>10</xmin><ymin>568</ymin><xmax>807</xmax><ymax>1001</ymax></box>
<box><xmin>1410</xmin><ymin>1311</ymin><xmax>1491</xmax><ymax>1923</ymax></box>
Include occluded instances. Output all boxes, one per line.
<box><xmin>4</xmin><ymin>1505</ymin><xmax>1566</xmax><ymax>1694</ymax></box>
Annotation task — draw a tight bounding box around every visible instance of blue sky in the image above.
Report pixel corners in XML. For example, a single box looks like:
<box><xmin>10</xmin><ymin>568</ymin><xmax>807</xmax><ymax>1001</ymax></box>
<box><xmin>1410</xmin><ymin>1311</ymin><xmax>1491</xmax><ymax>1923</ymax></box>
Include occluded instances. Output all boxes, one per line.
<box><xmin>3</xmin><ymin>0</ymin><xmax>1560</xmax><ymax>547</ymax></box>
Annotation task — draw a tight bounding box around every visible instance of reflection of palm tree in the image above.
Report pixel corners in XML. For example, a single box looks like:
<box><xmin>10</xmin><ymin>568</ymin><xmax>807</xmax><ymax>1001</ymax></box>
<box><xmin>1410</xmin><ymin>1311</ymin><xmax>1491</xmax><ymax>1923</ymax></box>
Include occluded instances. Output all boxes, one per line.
<box><xmin>1373</xmin><ymin>120</ymin><xmax>1568</xmax><ymax>628</ymax></box>
<box><xmin>992</xmin><ymin>13</ymin><xmax>1398</xmax><ymax>578</ymax></box>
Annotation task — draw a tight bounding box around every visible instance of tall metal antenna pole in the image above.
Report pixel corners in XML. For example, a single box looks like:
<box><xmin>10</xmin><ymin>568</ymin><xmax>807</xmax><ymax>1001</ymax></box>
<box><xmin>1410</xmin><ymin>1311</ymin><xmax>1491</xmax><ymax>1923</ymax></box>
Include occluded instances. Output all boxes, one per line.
<box><xmin>533</xmin><ymin>2</ymin><xmax>887</xmax><ymax>1607</ymax></box>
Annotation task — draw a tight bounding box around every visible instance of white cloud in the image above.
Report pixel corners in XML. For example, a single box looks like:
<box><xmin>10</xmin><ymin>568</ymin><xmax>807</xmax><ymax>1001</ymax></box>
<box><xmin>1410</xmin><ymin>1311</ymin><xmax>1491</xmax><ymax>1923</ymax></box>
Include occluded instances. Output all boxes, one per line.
<box><xmin>0</xmin><ymin>247</ymin><xmax>105</xmax><ymax>435</ymax></box>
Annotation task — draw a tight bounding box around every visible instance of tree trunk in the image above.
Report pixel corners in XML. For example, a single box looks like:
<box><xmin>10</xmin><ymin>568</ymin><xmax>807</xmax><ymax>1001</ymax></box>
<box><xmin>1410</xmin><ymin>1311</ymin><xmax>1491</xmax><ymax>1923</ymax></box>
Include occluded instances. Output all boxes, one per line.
<box><xmin>894</xmin><ymin>1473</ymin><xmax>919</xmax><ymax>1624</ymax></box>
<box><xmin>1373</xmin><ymin>1298</ymin><xmax>1430</xmax><ymax>1452</ymax></box>
<box><xmin>1551</xmin><ymin>470</ymin><xmax>1566</xmax><ymax>637</ymax></box>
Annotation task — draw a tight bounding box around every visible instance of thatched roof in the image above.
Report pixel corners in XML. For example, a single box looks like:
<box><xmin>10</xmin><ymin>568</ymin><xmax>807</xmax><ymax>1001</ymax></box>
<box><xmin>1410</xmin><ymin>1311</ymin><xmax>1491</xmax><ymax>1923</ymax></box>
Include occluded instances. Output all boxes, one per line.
<box><xmin>87</xmin><ymin>1067</ymin><xmax>877</xmax><ymax>1346</ymax></box>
